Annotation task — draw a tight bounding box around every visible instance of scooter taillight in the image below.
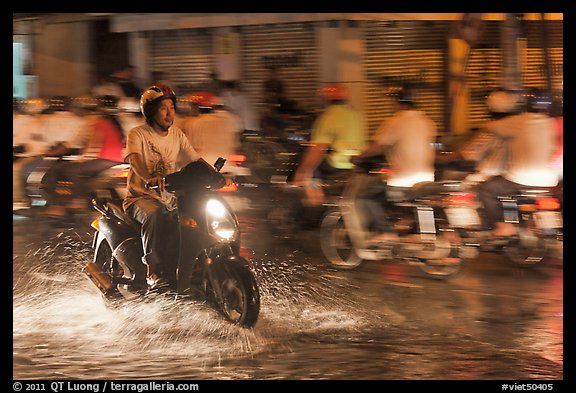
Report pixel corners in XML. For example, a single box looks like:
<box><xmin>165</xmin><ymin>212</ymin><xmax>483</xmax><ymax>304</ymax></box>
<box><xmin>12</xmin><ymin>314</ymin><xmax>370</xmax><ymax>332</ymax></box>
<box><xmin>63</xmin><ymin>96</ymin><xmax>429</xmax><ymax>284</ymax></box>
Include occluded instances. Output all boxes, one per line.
<box><xmin>536</xmin><ymin>197</ymin><xmax>561</xmax><ymax>211</ymax></box>
<box><xmin>229</xmin><ymin>154</ymin><xmax>246</xmax><ymax>164</ymax></box>
<box><xmin>445</xmin><ymin>192</ymin><xmax>476</xmax><ymax>206</ymax></box>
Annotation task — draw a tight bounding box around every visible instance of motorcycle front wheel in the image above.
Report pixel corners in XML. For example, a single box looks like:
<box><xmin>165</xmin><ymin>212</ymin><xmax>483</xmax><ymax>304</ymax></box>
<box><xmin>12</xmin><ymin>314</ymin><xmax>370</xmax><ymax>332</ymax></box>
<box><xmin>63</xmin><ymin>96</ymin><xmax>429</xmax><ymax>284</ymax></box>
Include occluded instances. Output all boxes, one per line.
<box><xmin>210</xmin><ymin>259</ymin><xmax>260</xmax><ymax>328</ymax></box>
<box><xmin>320</xmin><ymin>210</ymin><xmax>363</xmax><ymax>269</ymax></box>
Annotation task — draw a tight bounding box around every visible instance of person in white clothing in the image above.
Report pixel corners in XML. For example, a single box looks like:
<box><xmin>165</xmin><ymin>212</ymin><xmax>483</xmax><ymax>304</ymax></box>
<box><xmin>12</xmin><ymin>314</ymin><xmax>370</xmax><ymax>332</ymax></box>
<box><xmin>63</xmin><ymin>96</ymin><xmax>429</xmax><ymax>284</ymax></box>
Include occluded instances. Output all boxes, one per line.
<box><xmin>181</xmin><ymin>92</ymin><xmax>241</xmax><ymax>174</ymax></box>
<box><xmin>123</xmin><ymin>85</ymin><xmax>203</xmax><ymax>288</ymax></box>
<box><xmin>476</xmin><ymin>88</ymin><xmax>559</xmax><ymax>237</ymax></box>
<box><xmin>221</xmin><ymin>80</ymin><xmax>260</xmax><ymax>134</ymax></box>
<box><xmin>350</xmin><ymin>86</ymin><xmax>437</xmax><ymax>240</ymax></box>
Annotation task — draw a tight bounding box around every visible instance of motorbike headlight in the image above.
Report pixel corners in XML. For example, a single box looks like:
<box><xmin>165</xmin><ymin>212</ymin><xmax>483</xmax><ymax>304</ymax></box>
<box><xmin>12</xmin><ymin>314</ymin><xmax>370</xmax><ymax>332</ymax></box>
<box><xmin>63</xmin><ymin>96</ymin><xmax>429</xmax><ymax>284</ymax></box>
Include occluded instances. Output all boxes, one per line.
<box><xmin>206</xmin><ymin>198</ymin><xmax>238</xmax><ymax>241</ymax></box>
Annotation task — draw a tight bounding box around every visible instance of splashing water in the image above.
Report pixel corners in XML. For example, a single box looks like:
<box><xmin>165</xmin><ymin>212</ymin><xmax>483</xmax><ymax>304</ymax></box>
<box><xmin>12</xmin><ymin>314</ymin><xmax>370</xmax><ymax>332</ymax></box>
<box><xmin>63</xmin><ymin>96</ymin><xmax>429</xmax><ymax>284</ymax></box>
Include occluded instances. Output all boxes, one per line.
<box><xmin>13</xmin><ymin>229</ymin><xmax>379</xmax><ymax>379</ymax></box>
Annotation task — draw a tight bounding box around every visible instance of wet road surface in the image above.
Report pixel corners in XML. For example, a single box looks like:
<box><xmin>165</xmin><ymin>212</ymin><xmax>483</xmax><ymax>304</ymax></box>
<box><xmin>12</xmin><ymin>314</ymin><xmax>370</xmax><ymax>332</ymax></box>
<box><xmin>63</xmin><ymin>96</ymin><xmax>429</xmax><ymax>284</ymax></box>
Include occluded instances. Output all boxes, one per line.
<box><xmin>12</xmin><ymin>196</ymin><xmax>564</xmax><ymax>382</ymax></box>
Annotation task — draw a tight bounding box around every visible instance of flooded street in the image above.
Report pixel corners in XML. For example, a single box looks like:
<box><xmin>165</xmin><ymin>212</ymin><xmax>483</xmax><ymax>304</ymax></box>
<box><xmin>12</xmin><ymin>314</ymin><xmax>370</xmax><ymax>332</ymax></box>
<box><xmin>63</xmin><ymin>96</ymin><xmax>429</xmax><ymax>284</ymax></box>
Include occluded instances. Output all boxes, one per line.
<box><xmin>13</xmin><ymin>200</ymin><xmax>564</xmax><ymax>381</ymax></box>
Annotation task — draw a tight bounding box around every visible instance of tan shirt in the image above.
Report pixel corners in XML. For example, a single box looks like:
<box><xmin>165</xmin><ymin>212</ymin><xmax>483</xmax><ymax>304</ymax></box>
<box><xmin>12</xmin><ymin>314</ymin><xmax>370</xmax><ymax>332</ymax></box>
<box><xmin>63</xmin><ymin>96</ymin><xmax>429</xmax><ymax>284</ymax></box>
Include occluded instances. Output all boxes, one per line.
<box><xmin>123</xmin><ymin>124</ymin><xmax>201</xmax><ymax>210</ymax></box>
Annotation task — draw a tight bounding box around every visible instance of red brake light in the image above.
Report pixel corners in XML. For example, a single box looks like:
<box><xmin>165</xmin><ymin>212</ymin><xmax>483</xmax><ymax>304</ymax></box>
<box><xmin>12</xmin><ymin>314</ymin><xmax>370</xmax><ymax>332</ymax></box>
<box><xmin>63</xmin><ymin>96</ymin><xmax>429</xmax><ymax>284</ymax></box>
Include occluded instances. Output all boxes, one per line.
<box><xmin>447</xmin><ymin>192</ymin><xmax>476</xmax><ymax>206</ymax></box>
<box><xmin>229</xmin><ymin>154</ymin><xmax>246</xmax><ymax>164</ymax></box>
<box><xmin>536</xmin><ymin>197</ymin><xmax>560</xmax><ymax>211</ymax></box>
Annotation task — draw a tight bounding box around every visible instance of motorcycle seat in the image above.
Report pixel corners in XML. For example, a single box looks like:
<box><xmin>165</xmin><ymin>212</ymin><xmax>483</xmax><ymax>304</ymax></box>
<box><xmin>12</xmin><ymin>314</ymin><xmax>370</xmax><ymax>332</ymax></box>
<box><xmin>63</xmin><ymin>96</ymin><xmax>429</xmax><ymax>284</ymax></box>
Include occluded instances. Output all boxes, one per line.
<box><xmin>388</xmin><ymin>181</ymin><xmax>445</xmax><ymax>202</ymax></box>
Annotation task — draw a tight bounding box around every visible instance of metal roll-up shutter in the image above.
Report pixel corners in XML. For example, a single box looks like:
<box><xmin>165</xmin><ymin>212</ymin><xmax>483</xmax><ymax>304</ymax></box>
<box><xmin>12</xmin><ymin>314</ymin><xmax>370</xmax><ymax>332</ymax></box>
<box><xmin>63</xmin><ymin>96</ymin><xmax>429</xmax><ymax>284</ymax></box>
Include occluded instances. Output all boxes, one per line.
<box><xmin>240</xmin><ymin>23</ymin><xmax>319</xmax><ymax>116</ymax></box>
<box><xmin>522</xmin><ymin>20</ymin><xmax>563</xmax><ymax>99</ymax></box>
<box><xmin>149</xmin><ymin>29</ymin><xmax>214</xmax><ymax>95</ymax></box>
<box><xmin>362</xmin><ymin>20</ymin><xmax>450</xmax><ymax>136</ymax></box>
<box><xmin>465</xmin><ymin>19</ymin><xmax>563</xmax><ymax>128</ymax></box>
<box><xmin>465</xmin><ymin>21</ymin><xmax>502</xmax><ymax>128</ymax></box>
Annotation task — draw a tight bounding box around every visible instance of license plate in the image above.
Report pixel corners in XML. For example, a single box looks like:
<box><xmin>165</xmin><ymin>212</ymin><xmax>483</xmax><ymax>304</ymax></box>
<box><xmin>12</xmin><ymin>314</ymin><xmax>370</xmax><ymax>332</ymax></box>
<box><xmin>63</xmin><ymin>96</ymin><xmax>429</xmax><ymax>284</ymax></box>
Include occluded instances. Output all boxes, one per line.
<box><xmin>534</xmin><ymin>211</ymin><xmax>563</xmax><ymax>229</ymax></box>
<box><xmin>417</xmin><ymin>207</ymin><xmax>436</xmax><ymax>234</ymax></box>
<box><xmin>26</xmin><ymin>170</ymin><xmax>46</xmax><ymax>184</ymax></box>
<box><xmin>445</xmin><ymin>207</ymin><xmax>481</xmax><ymax>227</ymax></box>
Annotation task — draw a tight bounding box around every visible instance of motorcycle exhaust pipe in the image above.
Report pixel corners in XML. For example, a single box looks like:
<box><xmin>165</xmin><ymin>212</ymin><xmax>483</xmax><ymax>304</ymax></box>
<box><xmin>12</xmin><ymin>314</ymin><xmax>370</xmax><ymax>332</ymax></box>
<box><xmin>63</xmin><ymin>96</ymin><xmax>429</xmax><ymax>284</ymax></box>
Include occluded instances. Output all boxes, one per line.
<box><xmin>83</xmin><ymin>262</ymin><xmax>115</xmax><ymax>296</ymax></box>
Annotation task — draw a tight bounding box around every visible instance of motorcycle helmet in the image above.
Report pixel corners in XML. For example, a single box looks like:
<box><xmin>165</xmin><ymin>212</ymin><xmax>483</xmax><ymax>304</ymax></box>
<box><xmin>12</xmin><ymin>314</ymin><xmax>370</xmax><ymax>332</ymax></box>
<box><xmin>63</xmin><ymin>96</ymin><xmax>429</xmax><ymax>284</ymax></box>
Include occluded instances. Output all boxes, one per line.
<box><xmin>186</xmin><ymin>91</ymin><xmax>216</xmax><ymax>109</ymax></box>
<box><xmin>319</xmin><ymin>83</ymin><xmax>347</xmax><ymax>102</ymax></box>
<box><xmin>525</xmin><ymin>87</ymin><xmax>553</xmax><ymax>113</ymax></box>
<box><xmin>140</xmin><ymin>84</ymin><xmax>177</xmax><ymax>123</ymax></box>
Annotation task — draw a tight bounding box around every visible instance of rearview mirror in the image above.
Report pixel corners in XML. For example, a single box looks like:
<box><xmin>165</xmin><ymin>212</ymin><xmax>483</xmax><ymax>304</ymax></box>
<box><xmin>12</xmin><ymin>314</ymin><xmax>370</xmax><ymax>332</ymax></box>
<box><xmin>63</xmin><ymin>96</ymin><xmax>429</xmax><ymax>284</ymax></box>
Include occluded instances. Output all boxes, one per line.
<box><xmin>214</xmin><ymin>157</ymin><xmax>226</xmax><ymax>172</ymax></box>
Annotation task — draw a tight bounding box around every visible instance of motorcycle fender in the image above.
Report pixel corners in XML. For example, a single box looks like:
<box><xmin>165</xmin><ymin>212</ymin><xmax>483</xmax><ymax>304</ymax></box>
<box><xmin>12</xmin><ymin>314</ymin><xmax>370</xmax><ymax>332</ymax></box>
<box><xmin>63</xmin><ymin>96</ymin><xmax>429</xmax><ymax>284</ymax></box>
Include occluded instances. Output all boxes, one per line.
<box><xmin>97</xmin><ymin>215</ymin><xmax>139</xmax><ymax>251</ymax></box>
<box><xmin>212</xmin><ymin>253</ymin><xmax>254</xmax><ymax>271</ymax></box>
<box><xmin>93</xmin><ymin>230</ymin><xmax>105</xmax><ymax>258</ymax></box>
<box><xmin>207</xmin><ymin>253</ymin><xmax>258</xmax><ymax>295</ymax></box>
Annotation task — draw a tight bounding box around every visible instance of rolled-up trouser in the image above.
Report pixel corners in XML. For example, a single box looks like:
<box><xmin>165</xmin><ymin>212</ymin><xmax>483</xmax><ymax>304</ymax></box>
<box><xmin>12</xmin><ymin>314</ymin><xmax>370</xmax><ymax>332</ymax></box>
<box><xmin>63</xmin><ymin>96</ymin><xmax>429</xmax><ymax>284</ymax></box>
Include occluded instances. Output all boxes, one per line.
<box><xmin>125</xmin><ymin>197</ymin><xmax>179</xmax><ymax>278</ymax></box>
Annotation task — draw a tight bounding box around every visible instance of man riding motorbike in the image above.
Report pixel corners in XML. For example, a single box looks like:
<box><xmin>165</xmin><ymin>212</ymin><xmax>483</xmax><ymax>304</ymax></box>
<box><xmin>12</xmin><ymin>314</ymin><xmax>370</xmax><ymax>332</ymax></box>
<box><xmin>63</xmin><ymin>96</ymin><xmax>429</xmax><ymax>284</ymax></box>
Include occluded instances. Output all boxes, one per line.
<box><xmin>292</xmin><ymin>83</ymin><xmax>366</xmax><ymax>206</ymax></box>
<box><xmin>122</xmin><ymin>84</ymin><xmax>206</xmax><ymax>289</ymax></box>
<box><xmin>475</xmin><ymin>88</ymin><xmax>559</xmax><ymax>239</ymax></box>
<box><xmin>350</xmin><ymin>85</ymin><xmax>438</xmax><ymax>244</ymax></box>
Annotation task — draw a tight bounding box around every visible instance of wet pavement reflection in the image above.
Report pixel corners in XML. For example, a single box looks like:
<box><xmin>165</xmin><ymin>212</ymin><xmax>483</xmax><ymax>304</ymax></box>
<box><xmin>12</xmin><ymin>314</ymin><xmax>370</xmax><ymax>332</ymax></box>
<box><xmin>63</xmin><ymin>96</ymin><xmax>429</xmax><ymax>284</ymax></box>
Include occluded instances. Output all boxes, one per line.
<box><xmin>13</xmin><ymin>203</ymin><xmax>563</xmax><ymax>381</ymax></box>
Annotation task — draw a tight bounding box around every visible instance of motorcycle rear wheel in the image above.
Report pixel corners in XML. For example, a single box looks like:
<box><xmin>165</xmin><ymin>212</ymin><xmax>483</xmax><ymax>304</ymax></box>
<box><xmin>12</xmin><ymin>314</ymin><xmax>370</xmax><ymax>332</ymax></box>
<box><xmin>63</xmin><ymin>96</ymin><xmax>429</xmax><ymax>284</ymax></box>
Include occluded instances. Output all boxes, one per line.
<box><xmin>320</xmin><ymin>210</ymin><xmax>363</xmax><ymax>269</ymax></box>
<box><xmin>503</xmin><ymin>228</ymin><xmax>549</xmax><ymax>266</ymax></box>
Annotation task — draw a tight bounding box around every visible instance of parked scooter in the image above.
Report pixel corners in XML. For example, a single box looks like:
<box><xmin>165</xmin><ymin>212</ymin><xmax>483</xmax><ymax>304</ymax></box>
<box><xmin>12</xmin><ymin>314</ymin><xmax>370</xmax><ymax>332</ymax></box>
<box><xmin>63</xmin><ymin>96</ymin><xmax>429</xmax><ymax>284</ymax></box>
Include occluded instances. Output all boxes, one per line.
<box><xmin>319</xmin><ymin>158</ymin><xmax>480</xmax><ymax>278</ymax></box>
<box><xmin>84</xmin><ymin>158</ymin><xmax>261</xmax><ymax>328</ymax></box>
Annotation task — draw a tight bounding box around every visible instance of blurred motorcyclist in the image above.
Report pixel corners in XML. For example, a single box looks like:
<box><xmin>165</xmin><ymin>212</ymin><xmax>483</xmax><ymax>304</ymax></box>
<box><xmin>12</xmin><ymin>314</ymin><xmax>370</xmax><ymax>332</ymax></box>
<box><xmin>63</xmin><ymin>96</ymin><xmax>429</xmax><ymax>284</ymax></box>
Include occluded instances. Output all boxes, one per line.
<box><xmin>350</xmin><ymin>86</ymin><xmax>438</xmax><ymax>242</ymax></box>
<box><xmin>19</xmin><ymin>96</ymin><xmax>93</xmax><ymax>216</ymax></box>
<box><xmin>179</xmin><ymin>91</ymin><xmax>241</xmax><ymax>175</ymax></box>
<box><xmin>437</xmin><ymin>89</ymin><xmax>522</xmax><ymax>182</ymax></box>
<box><xmin>42</xmin><ymin>95</ymin><xmax>126</xmax><ymax>215</ymax></box>
<box><xmin>292</xmin><ymin>83</ymin><xmax>366</xmax><ymax>206</ymax></box>
<box><xmin>13</xmin><ymin>98</ymin><xmax>50</xmax><ymax>211</ymax></box>
<box><xmin>122</xmin><ymin>85</ymin><xmax>204</xmax><ymax>288</ymax></box>
<box><xmin>475</xmin><ymin>87</ymin><xmax>559</xmax><ymax>238</ymax></box>
<box><xmin>221</xmin><ymin>80</ymin><xmax>260</xmax><ymax>135</ymax></box>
